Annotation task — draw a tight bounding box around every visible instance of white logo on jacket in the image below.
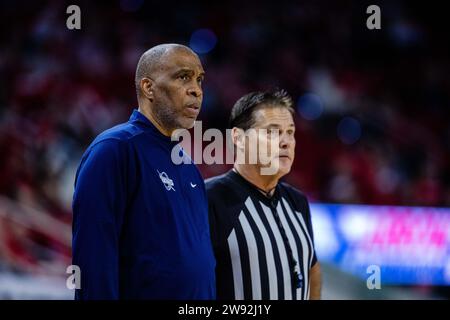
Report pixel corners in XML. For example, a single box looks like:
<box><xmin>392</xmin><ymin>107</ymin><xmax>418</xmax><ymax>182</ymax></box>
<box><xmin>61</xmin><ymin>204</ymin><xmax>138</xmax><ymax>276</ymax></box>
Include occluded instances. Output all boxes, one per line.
<box><xmin>157</xmin><ymin>170</ymin><xmax>176</xmax><ymax>191</ymax></box>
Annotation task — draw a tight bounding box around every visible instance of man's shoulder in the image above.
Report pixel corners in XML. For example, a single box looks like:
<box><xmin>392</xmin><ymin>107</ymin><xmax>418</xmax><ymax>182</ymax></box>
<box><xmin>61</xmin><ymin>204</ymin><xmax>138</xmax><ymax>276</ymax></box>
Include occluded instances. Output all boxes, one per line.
<box><xmin>80</xmin><ymin>122</ymin><xmax>145</xmax><ymax>164</ymax></box>
<box><xmin>91</xmin><ymin>121</ymin><xmax>144</xmax><ymax>146</ymax></box>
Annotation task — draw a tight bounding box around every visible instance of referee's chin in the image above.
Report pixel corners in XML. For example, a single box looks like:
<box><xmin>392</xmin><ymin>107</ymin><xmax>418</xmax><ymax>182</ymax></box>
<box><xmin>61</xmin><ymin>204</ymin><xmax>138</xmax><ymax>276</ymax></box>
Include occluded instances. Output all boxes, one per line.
<box><xmin>277</xmin><ymin>164</ymin><xmax>292</xmax><ymax>178</ymax></box>
<box><xmin>260</xmin><ymin>157</ymin><xmax>292</xmax><ymax>178</ymax></box>
<box><xmin>277</xmin><ymin>156</ymin><xmax>293</xmax><ymax>174</ymax></box>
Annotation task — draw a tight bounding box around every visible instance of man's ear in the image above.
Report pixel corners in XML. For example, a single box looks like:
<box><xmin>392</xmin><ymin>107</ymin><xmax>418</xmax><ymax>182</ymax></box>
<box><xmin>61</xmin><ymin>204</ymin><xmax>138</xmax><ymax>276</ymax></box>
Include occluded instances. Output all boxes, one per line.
<box><xmin>140</xmin><ymin>77</ymin><xmax>154</xmax><ymax>101</ymax></box>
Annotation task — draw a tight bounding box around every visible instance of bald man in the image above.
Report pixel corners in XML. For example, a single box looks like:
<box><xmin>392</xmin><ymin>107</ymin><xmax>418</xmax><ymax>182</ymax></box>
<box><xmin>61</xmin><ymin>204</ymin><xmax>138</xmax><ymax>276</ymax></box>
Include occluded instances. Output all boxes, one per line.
<box><xmin>72</xmin><ymin>44</ymin><xmax>216</xmax><ymax>300</ymax></box>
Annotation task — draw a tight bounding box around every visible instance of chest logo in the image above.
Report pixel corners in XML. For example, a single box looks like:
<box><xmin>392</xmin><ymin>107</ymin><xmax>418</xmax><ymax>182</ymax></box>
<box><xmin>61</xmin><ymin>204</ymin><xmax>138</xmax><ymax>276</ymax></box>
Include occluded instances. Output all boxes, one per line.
<box><xmin>157</xmin><ymin>170</ymin><xmax>176</xmax><ymax>191</ymax></box>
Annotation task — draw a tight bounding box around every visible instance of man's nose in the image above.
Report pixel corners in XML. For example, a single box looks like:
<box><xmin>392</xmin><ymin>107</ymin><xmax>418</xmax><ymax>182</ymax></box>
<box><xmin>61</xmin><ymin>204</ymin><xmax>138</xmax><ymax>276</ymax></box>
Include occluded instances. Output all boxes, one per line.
<box><xmin>188</xmin><ymin>85</ymin><xmax>202</xmax><ymax>98</ymax></box>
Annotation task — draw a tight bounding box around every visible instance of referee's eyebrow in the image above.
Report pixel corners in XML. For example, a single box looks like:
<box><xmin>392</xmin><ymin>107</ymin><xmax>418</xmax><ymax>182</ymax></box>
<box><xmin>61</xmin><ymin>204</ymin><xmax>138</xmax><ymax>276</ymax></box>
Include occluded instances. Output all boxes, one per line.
<box><xmin>262</xmin><ymin>123</ymin><xmax>295</xmax><ymax>129</ymax></box>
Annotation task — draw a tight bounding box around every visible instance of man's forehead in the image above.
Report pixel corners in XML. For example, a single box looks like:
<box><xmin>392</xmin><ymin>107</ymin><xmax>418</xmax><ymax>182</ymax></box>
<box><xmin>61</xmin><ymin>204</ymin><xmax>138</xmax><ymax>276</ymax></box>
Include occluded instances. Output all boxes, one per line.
<box><xmin>161</xmin><ymin>49</ymin><xmax>204</xmax><ymax>73</ymax></box>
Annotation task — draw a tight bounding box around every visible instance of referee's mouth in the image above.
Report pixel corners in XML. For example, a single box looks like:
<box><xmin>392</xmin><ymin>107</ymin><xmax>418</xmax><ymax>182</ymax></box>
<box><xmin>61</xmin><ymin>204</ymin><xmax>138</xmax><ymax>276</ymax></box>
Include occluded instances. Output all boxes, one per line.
<box><xmin>277</xmin><ymin>154</ymin><xmax>291</xmax><ymax>160</ymax></box>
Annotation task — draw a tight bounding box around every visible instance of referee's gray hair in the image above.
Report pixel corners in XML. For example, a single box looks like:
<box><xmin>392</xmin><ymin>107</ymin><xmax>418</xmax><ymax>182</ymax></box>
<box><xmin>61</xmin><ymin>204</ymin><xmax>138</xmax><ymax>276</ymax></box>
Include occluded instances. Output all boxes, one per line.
<box><xmin>135</xmin><ymin>43</ymin><xmax>195</xmax><ymax>96</ymax></box>
<box><xmin>229</xmin><ymin>89</ymin><xmax>295</xmax><ymax>130</ymax></box>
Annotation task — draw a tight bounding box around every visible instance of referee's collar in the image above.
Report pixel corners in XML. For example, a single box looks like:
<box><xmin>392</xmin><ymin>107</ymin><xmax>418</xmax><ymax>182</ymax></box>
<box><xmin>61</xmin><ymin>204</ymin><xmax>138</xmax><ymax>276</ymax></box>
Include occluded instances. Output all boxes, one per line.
<box><xmin>228</xmin><ymin>169</ymin><xmax>282</xmax><ymax>208</ymax></box>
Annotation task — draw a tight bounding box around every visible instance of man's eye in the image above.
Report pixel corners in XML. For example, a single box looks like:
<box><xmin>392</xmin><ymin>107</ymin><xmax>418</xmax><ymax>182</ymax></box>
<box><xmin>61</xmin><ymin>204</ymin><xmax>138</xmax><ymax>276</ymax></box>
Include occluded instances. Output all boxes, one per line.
<box><xmin>179</xmin><ymin>75</ymin><xmax>189</xmax><ymax>81</ymax></box>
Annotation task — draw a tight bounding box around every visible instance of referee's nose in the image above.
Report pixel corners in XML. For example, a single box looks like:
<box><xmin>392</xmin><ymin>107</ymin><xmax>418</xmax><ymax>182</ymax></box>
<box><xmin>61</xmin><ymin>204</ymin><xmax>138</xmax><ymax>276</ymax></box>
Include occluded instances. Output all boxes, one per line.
<box><xmin>279</xmin><ymin>132</ymin><xmax>293</xmax><ymax>150</ymax></box>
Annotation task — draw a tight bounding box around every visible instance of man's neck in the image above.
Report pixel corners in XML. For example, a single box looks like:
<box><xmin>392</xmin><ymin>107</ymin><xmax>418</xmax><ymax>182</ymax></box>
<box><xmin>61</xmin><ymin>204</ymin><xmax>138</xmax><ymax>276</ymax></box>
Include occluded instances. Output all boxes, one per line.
<box><xmin>234</xmin><ymin>164</ymin><xmax>280</xmax><ymax>194</ymax></box>
<box><xmin>138</xmin><ymin>105</ymin><xmax>172</xmax><ymax>137</ymax></box>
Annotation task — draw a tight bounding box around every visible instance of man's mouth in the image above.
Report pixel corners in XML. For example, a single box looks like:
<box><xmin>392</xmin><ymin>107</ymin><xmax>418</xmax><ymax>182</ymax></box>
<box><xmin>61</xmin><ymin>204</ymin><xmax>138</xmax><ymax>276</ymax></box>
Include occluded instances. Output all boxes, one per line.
<box><xmin>185</xmin><ymin>103</ymin><xmax>200</xmax><ymax>117</ymax></box>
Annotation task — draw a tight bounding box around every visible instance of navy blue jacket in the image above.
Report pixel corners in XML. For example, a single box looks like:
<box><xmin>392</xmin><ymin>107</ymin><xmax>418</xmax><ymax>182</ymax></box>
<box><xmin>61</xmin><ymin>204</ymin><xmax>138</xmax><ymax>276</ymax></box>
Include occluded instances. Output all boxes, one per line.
<box><xmin>72</xmin><ymin>109</ymin><xmax>216</xmax><ymax>300</ymax></box>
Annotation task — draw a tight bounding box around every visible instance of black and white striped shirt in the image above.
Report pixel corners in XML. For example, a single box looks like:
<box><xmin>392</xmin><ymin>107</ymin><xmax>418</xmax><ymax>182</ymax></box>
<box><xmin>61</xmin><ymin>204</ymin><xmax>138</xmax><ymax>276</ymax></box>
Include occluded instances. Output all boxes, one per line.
<box><xmin>206</xmin><ymin>170</ymin><xmax>317</xmax><ymax>300</ymax></box>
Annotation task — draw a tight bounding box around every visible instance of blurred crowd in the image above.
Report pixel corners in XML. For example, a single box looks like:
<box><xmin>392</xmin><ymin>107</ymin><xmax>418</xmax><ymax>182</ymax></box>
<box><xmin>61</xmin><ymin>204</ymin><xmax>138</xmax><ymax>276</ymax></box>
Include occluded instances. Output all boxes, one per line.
<box><xmin>0</xmin><ymin>0</ymin><xmax>449</xmax><ymax>277</ymax></box>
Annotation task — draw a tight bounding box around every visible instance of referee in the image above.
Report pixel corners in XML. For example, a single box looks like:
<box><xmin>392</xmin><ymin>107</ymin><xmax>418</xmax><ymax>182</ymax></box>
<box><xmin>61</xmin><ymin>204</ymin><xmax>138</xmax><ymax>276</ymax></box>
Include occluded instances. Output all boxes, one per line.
<box><xmin>206</xmin><ymin>90</ymin><xmax>321</xmax><ymax>300</ymax></box>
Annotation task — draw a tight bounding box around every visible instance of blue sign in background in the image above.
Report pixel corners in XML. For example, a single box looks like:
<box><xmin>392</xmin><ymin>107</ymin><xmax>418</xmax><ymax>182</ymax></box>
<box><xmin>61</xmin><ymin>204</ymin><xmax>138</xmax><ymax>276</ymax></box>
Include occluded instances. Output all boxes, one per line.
<box><xmin>310</xmin><ymin>203</ymin><xmax>450</xmax><ymax>286</ymax></box>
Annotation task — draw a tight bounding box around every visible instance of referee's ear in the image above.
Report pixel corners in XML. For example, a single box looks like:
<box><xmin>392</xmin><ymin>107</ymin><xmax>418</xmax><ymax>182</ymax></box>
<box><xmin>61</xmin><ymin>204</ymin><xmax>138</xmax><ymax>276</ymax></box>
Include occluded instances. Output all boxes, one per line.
<box><xmin>231</xmin><ymin>127</ymin><xmax>245</xmax><ymax>150</ymax></box>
